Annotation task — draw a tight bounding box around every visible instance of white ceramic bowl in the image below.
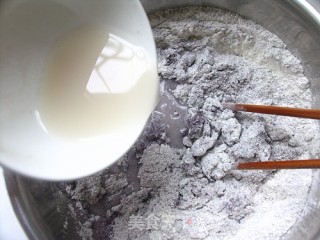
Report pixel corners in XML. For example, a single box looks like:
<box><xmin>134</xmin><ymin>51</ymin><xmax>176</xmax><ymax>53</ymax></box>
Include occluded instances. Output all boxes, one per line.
<box><xmin>0</xmin><ymin>0</ymin><xmax>158</xmax><ymax>180</ymax></box>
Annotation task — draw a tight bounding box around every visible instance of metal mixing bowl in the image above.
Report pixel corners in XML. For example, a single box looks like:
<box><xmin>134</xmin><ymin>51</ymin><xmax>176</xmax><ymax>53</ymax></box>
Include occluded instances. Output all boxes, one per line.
<box><xmin>4</xmin><ymin>0</ymin><xmax>320</xmax><ymax>239</ymax></box>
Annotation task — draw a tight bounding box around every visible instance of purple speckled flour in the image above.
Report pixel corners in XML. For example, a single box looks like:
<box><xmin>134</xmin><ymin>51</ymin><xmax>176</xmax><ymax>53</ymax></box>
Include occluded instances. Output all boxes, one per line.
<box><xmin>64</xmin><ymin>7</ymin><xmax>320</xmax><ymax>240</ymax></box>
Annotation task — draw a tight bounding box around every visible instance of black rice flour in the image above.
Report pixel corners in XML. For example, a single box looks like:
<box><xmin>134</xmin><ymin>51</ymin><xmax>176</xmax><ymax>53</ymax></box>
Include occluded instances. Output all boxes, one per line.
<box><xmin>65</xmin><ymin>7</ymin><xmax>320</xmax><ymax>240</ymax></box>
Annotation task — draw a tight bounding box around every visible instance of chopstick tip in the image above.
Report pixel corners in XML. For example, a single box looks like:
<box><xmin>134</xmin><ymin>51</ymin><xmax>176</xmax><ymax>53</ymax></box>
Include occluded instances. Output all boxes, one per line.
<box><xmin>222</xmin><ymin>102</ymin><xmax>238</xmax><ymax>111</ymax></box>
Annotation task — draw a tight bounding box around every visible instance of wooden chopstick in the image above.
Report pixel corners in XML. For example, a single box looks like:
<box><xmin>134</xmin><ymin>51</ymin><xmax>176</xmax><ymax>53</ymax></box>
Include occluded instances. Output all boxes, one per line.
<box><xmin>235</xmin><ymin>159</ymin><xmax>320</xmax><ymax>170</ymax></box>
<box><xmin>222</xmin><ymin>103</ymin><xmax>320</xmax><ymax>120</ymax></box>
<box><xmin>221</xmin><ymin>103</ymin><xmax>320</xmax><ymax>170</ymax></box>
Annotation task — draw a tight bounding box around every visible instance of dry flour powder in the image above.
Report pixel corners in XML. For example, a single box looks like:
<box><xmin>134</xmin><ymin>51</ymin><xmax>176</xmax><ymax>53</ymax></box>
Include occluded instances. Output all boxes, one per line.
<box><xmin>64</xmin><ymin>7</ymin><xmax>320</xmax><ymax>240</ymax></box>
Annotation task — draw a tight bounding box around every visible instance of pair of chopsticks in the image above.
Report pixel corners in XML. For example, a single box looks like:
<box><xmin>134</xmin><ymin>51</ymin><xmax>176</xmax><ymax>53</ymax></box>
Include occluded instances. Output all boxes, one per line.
<box><xmin>222</xmin><ymin>103</ymin><xmax>320</xmax><ymax>170</ymax></box>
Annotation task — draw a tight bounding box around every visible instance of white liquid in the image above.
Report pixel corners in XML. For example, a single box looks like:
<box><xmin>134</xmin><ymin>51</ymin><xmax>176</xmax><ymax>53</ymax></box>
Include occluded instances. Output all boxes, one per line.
<box><xmin>38</xmin><ymin>25</ymin><xmax>158</xmax><ymax>139</ymax></box>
